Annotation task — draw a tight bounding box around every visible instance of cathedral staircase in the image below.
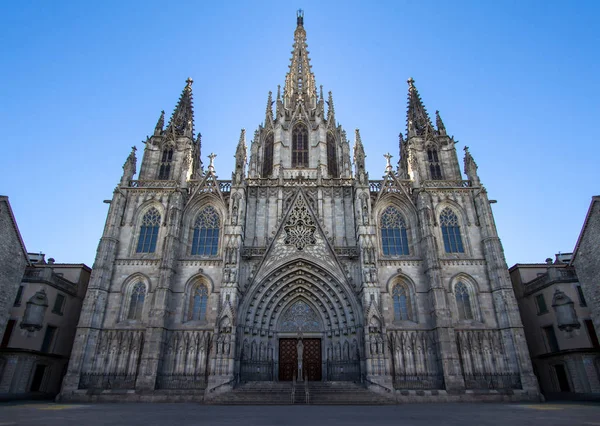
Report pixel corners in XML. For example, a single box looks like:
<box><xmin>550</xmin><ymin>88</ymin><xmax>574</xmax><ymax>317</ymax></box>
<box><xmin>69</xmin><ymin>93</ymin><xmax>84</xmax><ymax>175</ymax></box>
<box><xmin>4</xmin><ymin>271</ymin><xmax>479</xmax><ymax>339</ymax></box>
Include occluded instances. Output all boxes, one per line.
<box><xmin>206</xmin><ymin>381</ymin><xmax>395</xmax><ymax>405</ymax></box>
<box><xmin>307</xmin><ymin>382</ymin><xmax>395</xmax><ymax>405</ymax></box>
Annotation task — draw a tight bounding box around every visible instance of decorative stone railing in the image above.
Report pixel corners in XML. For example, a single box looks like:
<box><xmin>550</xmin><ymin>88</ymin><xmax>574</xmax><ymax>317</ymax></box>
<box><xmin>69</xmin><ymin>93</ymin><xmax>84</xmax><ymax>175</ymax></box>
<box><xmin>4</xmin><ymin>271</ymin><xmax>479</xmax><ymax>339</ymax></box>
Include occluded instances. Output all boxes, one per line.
<box><xmin>422</xmin><ymin>180</ymin><xmax>471</xmax><ymax>188</ymax></box>
<box><xmin>128</xmin><ymin>179</ymin><xmax>178</xmax><ymax>188</ymax></box>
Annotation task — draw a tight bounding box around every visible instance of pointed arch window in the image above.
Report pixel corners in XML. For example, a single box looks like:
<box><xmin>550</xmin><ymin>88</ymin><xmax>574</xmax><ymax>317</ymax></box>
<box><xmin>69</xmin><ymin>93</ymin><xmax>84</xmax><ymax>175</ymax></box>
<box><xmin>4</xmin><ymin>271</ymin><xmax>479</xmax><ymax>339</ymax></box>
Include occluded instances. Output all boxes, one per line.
<box><xmin>191</xmin><ymin>206</ymin><xmax>220</xmax><ymax>256</ymax></box>
<box><xmin>455</xmin><ymin>282</ymin><xmax>473</xmax><ymax>320</ymax></box>
<box><xmin>427</xmin><ymin>147</ymin><xmax>442</xmax><ymax>180</ymax></box>
<box><xmin>136</xmin><ymin>207</ymin><xmax>161</xmax><ymax>253</ymax></box>
<box><xmin>380</xmin><ymin>206</ymin><xmax>409</xmax><ymax>256</ymax></box>
<box><xmin>128</xmin><ymin>282</ymin><xmax>146</xmax><ymax>320</ymax></box>
<box><xmin>190</xmin><ymin>284</ymin><xmax>209</xmax><ymax>321</ymax></box>
<box><xmin>292</xmin><ymin>124</ymin><xmax>309</xmax><ymax>168</ymax></box>
<box><xmin>262</xmin><ymin>133</ymin><xmax>274</xmax><ymax>177</ymax></box>
<box><xmin>158</xmin><ymin>147</ymin><xmax>174</xmax><ymax>180</ymax></box>
<box><xmin>440</xmin><ymin>207</ymin><xmax>464</xmax><ymax>253</ymax></box>
<box><xmin>327</xmin><ymin>133</ymin><xmax>338</xmax><ymax>177</ymax></box>
<box><xmin>392</xmin><ymin>284</ymin><xmax>411</xmax><ymax>321</ymax></box>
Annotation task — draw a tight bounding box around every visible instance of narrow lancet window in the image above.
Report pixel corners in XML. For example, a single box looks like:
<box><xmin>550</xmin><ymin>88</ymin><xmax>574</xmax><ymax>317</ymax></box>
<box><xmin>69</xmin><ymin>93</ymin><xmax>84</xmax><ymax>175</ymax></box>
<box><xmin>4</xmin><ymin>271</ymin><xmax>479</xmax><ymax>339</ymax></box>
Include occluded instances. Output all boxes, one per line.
<box><xmin>455</xmin><ymin>282</ymin><xmax>473</xmax><ymax>320</ymax></box>
<box><xmin>380</xmin><ymin>206</ymin><xmax>409</xmax><ymax>256</ymax></box>
<box><xmin>440</xmin><ymin>207</ymin><xmax>464</xmax><ymax>253</ymax></box>
<box><xmin>158</xmin><ymin>147</ymin><xmax>174</xmax><ymax>180</ymax></box>
<box><xmin>191</xmin><ymin>206</ymin><xmax>220</xmax><ymax>256</ymax></box>
<box><xmin>262</xmin><ymin>133</ymin><xmax>274</xmax><ymax>177</ymax></box>
<box><xmin>427</xmin><ymin>147</ymin><xmax>442</xmax><ymax>180</ymax></box>
<box><xmin>392</xmin><ymin>284</ymin><xmax>411</xmax><ymax>321</ymax></box>
<box><xmin>128</xmin><ymin>282</ymin><xmax>146</xmax><ymax>320</ymax></box>
<box><xmin>190</xmin><ymin>285</ymin><xmax>209</xmax><ymax>321</ymax></box>
<box><xmin>136</xmin><ymin>207</ymin><xmax>161</xmax><ymax>253</ymax></box>
<box><xmin>292</xmin><ymin>124</ymin><xmax>309</xmax><ymax>167</ymax></box>
<box><xmin>327</xmin><ymin>133</ymin><xmax>338</xmax><ymax>177</ymax></box>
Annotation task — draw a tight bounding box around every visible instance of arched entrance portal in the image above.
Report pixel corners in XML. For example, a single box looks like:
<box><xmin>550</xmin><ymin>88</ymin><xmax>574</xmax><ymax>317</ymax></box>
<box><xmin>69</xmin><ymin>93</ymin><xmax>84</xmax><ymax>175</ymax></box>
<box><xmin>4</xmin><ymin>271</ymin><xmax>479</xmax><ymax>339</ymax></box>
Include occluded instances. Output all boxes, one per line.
<box><xmin>237</xmin><ymin>260</ymin><xmax>363</xmax><ymax>382</ymax></box>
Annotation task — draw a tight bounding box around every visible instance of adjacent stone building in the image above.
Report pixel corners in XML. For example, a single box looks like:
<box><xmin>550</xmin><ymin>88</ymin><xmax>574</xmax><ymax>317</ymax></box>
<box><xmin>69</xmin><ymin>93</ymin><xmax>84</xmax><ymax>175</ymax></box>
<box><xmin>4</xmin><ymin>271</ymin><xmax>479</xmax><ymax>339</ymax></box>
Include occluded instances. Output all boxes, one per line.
<box><xmin>510</xmin><ymin>254</ymin><xmax>600</xmax><ymax>399</ymax></box>
<box><xmin>60</xmin><ymin>12</ymin><xmax>540</xmax><ymax>402</ymax></box>
<box><xmin>0</xmin><ymin>254</ymin><xmax>91</xmax><ymax>399</ymax></box>
<box><xmin>572</xmin><ymin>196</ymin><xmax>600</xmax><ymax>336</ymax></box>
<box><xmin>0</xmin><ymin>196</ymin><xmax>29</xmax><ymax>342</ymax></box>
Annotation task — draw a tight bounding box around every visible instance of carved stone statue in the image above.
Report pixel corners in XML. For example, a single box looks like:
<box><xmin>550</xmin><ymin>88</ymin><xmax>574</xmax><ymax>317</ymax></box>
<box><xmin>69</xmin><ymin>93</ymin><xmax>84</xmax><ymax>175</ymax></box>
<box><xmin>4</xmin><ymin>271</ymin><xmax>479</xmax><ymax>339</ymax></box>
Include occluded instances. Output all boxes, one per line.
<box><xmin>297</xmin><ymin>338</ymin><xmax>304</xmax><ymax>381</ymax></box>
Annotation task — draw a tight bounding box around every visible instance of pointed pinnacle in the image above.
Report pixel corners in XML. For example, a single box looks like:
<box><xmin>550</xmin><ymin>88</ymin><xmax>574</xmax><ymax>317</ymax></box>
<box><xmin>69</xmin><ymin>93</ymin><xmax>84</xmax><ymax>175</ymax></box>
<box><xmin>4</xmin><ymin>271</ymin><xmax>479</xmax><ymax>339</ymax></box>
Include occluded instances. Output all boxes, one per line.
<box><xmin>266</xmin><ymin>91</ymin><xmax>273</xmax><ymax>121</ymax></box>
<box><xmin>435</xmin><ymin>110</ymin><xmax>446</xmax><ymax>135</ymax></box>
<box><xmin>327</xmin><ymin>91</ymin><xmax>335</xmax><ymax>121</ymax></box>
<box><xmin>167</xmin><ymin>78</ymin><xmax>195</xmax><ymax>137</ymax></box>
<box><xmin>406</xmin><ymin>77</ymin><xmax>434</xmax><ymax>137</ymax></box>
<box><xmin>154</xmin><ymin>110</ymin><xmax>165</xmax><ymax>135</ymax></box>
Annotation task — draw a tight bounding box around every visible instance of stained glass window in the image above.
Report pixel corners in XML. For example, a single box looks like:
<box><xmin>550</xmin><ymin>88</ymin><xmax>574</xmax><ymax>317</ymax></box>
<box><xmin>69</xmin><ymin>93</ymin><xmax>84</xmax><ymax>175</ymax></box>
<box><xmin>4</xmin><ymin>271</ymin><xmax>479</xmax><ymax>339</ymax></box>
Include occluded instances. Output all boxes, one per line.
<box><xmin>392</xmin><ymin>285</ymin><xmax>411</xmax><ymax>321</ymax></box>
<box><xmin>128</xmin><ymin>282</ymin><xmax>146</xmax><ymax>320</ymax></box>
<box><xmin>455</xmin><ymin>282</ymin><xmax>473</xmax><ymax>320</ymax></box>
<box><xmin>136</xmin><ymin>207</ymin><xmax>161</xmax><ymax>253</ymax></box>
<box><xmin>191</xmin><ymin>206</ymin><xmax>220</xmax><ymax>256</ymax></box>
<box><xmin>262</xmin><ymin>133</ymin><xmax>274</xmax><ymax>177</ymax></box>
<box><xmin>440</xmin><ymin>207</ymin><xmax>464</xmax><ymax>253</ymax></box>
<box><xmin>380</xmin><ymin>206</ymin><xmax>409</xmax><ymax>256</ymax></box>
<box><xmin>327</xmin><ymin>133</ymin><xmax>338</xmax><ymax>177</ymax></box>
<box><xmin>158</xmin><ymin>147</ymin><xmax>174</xmax><ymax>180</ymax></box>
<box><xmin>190</xmin><ymin>285</ymin><xmax>208</xmax><ymax>321</ymax></box>
<box><xmin>292</xmin><ymin>124</ymin><xmax>309</xmax><ymax>167</ymax></box>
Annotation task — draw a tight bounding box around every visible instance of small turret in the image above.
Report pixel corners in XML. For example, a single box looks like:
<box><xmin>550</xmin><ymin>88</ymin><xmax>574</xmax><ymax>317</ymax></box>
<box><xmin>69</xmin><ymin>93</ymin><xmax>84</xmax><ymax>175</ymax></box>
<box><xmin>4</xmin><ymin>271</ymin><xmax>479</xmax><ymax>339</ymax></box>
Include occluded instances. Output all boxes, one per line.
<box><xmin>234</xmin><ymin>129</ymin><xmax>247</xmax><ymax>184</ymax></box>
<box><xmin>327</xmin><ymin>91</ymin><xmax>336</xmax><ymax>125</ymax></box>
<box><xmin>265</xmin><ymin>91</ymin><xmax>273</xmax><ymax>125</ymax></box>
<box><xmin>354</xmin><ymin>129</ymin><xmax>367</xmax><ymax>183</ymax></box>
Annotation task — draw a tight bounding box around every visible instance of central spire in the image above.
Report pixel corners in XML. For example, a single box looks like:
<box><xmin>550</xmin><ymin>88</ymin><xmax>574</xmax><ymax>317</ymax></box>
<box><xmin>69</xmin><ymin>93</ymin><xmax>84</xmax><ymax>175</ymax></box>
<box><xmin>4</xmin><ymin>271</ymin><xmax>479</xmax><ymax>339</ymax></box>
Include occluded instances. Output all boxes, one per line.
<box><xmin>283</xmin><ymin>10</ymin><xmax>316</xmax><ymax>111</ymax></box>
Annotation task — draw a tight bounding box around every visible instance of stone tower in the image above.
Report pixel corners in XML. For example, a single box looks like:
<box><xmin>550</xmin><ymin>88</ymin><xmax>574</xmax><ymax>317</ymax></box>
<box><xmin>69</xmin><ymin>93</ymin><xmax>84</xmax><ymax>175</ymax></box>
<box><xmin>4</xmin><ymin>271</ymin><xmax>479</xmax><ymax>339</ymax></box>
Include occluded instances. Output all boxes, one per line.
<box><xmin>60</xmin><ymin>11</ymin><xmax>540</xmax><ymax>402</ymax></box>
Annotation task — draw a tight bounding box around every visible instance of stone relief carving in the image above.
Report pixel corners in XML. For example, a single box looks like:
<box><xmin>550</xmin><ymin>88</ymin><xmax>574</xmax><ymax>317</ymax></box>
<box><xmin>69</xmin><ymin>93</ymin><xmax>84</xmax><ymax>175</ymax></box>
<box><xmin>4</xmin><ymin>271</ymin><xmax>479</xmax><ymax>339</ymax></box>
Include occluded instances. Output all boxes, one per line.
<box><xmin>279</xmin><ymin>300</ymin><xmax>321</xmax><ymax>332</ymax></box>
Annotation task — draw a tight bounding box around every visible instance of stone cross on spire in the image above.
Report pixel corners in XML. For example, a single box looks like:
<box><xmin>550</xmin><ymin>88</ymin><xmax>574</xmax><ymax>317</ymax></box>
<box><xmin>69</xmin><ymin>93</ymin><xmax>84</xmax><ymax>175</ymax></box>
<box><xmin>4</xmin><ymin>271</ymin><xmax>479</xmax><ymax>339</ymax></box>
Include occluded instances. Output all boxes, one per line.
<box><xmin>208</xmin><ymin>153</ymin><xmax>217</xmax><ymax>173</ymax></box>
<box><xmin>384</xmin><ymin>153</ymin><xmax>393</xmax><ymax>173</ymax></box>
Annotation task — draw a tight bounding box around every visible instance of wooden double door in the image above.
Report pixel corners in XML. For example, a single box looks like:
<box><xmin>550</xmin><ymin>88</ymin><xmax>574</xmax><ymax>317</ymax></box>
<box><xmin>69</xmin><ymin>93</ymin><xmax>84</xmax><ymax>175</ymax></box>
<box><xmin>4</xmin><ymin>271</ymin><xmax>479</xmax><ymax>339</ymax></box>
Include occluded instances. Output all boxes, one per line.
<box><xmin>278</xmin><ymin>338</ymin><xmax>322</xmax><ymax>381</ymax></box>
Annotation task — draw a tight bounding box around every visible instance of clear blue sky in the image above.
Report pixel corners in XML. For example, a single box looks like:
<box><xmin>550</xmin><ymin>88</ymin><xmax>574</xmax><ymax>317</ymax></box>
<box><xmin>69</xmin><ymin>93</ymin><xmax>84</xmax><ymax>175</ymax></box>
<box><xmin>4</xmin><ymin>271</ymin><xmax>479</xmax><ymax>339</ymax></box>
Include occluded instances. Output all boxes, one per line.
<box><xmin>1</xmin><ymin>0</ymin><xmax>598</xmax><ymax>268</ymax></box>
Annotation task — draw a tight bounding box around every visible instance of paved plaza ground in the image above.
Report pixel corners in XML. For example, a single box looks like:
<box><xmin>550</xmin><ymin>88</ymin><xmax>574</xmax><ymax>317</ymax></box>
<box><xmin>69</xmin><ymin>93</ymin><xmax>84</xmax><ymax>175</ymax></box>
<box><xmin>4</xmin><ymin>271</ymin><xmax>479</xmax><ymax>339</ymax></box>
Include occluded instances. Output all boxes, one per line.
<box><xmin>0</xmin><ymin>402</ymin><xmax>599</xmax><ymax>426</ymax></box>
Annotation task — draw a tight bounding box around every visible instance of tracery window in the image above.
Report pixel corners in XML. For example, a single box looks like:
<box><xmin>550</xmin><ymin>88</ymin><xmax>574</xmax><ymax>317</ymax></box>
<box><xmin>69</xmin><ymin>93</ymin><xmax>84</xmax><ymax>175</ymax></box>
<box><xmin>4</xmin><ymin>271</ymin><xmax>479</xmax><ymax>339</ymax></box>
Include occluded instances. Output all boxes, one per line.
<box><xmin>158</xmin><ymin>147</ymin><xmax>174</xmax><ymax>180</ymax></box>
<box><xmin>427</xmin><ymin>147</ymin><xmax>442</xmax><ymax>180</ymax></box>
<box><xmin>262</xmin><ymin>133</ymin><xmax>274</xmax><ymax>177</ymax></box>
<box><xmin>440</xmin><ymin>207</ymin><xmax>464</xmax><ymax>253</ymax></box>
<box><xmin>189</xmin><ymin>285</ymin><xmax>208</xmax><ymax>321</ymax></box>
<box><xmin>455</xmin><ymin>282</ymin><xmax>473</xmax><ymax>320</ymax></box>
<box><xmin>128</xmin><ymin>282</ymin><xmax>146</xmax><ymax>320</ymax></box>
<box><xmin>380</xmin><ymin>206</ymin><xmax>409</xmax><ymax>256</ymax></box>
<box><xmin>191</xmin><ymin>206</ymin><xmax>220</xmax><ymax>256</ymax></box>
<box><xmin>392</xmin><ymin>284</ymin><xmax>411</xmax><ymax>321</ymax></box>
<box><xmin>327</xmin><ymin>133</ymin><xmax>338</xmax><ymax>177</ymax></box>
<box><xmin>136</xmin><ymin>207</ymin><xmax>161</xmax><ymax>253</ymax></box>
<box><xmin>292</xmin><ymin>124</ymin><xmax>309</xmax><ymax>168</ymax></box>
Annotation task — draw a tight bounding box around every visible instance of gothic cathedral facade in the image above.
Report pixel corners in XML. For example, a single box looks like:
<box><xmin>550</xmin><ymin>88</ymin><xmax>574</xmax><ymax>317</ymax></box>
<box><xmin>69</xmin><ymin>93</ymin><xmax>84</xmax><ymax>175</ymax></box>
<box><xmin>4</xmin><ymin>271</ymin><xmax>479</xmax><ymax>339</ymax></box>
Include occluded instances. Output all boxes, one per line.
<box><xmin>61</xmin><ymin>12</ymin><xmax>540</xmax><ymax>402</ymax></box>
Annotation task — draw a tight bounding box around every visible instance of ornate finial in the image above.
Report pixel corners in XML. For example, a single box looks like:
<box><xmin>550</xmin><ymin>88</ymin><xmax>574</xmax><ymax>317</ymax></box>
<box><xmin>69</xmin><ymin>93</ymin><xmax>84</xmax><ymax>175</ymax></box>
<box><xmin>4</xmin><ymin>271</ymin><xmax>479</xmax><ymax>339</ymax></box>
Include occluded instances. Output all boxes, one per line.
<box><xmin>132</xmin><ymin>146</ymin><xmax>137</xmax><ymax>152</ymax></box>
<box><xmin>208</xmin><ymin>152</ymin><xmax>217</xmax><ymax>172</ymax></box>
<box><xmin>297</xmin><ymin>9</ymin><xmax>304</xmax><ymax>26</ymax></box>
<box><xmin>186</xmin><ymin>77</ymin><xmax>193</xmax><ymax>87</ymax></box>
<box><xmin>154</xmin><ymin>110</ymin><xmax>165</xmax><ymax>135</ymax></box>
<box><xmin>319</xmin><ymin>85</ymin><xmax>324</xmax><ymax>100</ymax></box>
<box><xmin>266</xmin><ymin>91</ymin><xmax>273</xmax><ymax>122</ymax></box>
<box><xmin>277</xmin><ymin>85</ymin><xmax>281</xmax><ymax>100</ymax></box>
<box><xmin>384</xmin><ymin>153</ymin><xmax>393</xmax><ymax>173</ymax></box>
<box><xmin>407</xmin><ymin>77</ymin><xmax>415</xmax><ymax>87</ymax></box>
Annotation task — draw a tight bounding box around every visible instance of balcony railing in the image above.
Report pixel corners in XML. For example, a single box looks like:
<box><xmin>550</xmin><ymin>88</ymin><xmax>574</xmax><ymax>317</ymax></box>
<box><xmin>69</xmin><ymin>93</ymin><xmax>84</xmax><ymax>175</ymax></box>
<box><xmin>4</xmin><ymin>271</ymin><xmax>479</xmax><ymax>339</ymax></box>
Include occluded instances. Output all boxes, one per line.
<box><xmin>23</xmin><ymin>267</ymin><xmax>77</xmax><ymax>293</ymax></box>
<box><xmin>525</xmin><ymin>268</ymin><xmax>578</xmax><ymax>294</ymax></box>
